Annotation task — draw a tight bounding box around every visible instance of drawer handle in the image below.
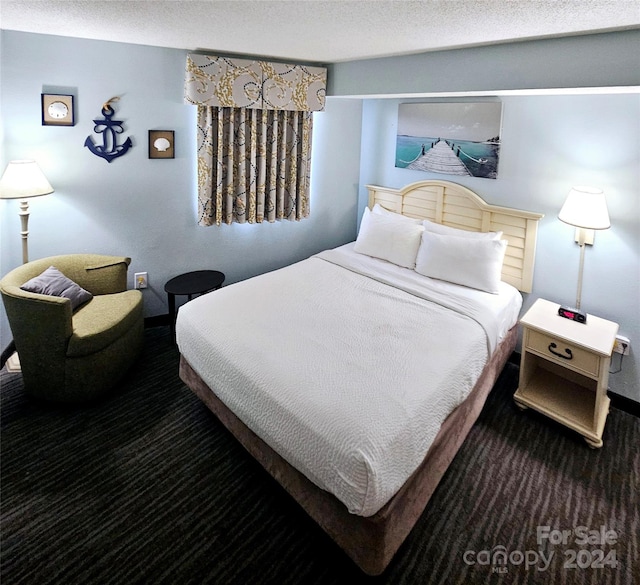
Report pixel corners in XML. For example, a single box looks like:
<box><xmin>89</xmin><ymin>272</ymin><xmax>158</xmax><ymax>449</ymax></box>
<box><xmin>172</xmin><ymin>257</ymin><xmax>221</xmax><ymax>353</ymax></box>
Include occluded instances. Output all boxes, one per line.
<box><xmin>548</xmin><ymin>343</ymin><xmax>573</xmax><ymax>360</ymax></box>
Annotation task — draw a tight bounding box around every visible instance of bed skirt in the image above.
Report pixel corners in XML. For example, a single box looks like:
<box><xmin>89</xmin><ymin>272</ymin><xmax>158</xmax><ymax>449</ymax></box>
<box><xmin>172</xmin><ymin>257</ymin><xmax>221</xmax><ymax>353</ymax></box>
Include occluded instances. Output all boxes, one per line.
<box><xmin>179</xmin><ymin>325</ymin><xmax>517</xmax><ymax>575</ymax></box>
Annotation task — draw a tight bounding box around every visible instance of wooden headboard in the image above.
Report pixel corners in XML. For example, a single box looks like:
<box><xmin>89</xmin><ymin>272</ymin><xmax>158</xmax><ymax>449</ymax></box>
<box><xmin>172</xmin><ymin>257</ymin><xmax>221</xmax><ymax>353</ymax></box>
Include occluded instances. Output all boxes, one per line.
<box><xmin>366</xmin><ymin>180</ymin><xmax>544</xmax><ymax>293</ymax></box>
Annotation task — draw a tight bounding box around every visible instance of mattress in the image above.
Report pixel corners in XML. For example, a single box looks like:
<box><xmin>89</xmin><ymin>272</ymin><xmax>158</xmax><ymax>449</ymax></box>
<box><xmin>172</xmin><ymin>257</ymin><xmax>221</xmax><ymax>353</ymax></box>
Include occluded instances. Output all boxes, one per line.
<box><xmin>176</xmin><ymin>243</ymin><xmax>522</xmax><ymax>517</ymax></box>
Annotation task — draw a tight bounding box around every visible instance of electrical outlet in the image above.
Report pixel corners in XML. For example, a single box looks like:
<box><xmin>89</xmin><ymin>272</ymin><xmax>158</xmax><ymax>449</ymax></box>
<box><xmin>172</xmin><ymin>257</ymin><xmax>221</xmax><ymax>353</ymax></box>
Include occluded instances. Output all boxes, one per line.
<box><xmin>613</xmin><ymin>335</ymin><xmax>630</xmax><ymax>356</ymax></box>
<box><xmin>134</xmin><ymin>272</ymin><xmax>148</xmax><ymax>289</ymax></box>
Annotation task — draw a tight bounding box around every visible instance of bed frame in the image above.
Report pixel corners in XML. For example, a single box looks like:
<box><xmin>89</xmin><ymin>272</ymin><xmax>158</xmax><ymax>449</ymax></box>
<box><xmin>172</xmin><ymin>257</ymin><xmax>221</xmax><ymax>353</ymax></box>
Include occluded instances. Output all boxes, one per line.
<box><xmin>179</xmin><ymin>180</ymin><xmax>543</xmax><ymax>575</ymax></box>
<box><xmin>367</xmin><ymin>180</ymin><xmax>543</xmax><ymax>293</ymax></box>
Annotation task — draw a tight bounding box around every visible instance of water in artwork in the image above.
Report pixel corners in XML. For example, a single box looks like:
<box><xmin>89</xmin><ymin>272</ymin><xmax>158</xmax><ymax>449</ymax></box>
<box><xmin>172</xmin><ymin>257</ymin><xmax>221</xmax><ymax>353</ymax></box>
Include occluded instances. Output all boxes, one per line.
<box><xmin>395</xmin><ymin>135</ymin><xmax>500</xmax><ymax>179</ymax></box>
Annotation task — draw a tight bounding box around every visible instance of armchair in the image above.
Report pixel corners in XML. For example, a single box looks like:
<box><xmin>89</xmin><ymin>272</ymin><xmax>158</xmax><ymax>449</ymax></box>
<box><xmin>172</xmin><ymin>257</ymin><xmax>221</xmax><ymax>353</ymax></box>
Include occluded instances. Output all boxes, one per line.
<box><xmin>0</xmin><ymin>254</ymin><xmax>144</xmax><ymax>402</ymax></box>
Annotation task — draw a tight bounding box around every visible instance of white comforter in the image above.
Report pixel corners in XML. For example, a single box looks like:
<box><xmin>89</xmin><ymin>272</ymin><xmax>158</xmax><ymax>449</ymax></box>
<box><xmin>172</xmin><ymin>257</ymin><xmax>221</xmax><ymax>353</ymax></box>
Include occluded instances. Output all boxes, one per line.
<box><xmin>176</xmin><ymin>244</ymin><xmax>521</xmax><ymax>517</ymax></box>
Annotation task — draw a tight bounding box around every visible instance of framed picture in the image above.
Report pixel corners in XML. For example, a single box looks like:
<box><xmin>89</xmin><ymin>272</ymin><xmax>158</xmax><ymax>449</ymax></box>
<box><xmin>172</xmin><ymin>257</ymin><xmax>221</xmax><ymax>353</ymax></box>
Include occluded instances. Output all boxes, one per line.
<box><xmin>42</xmin><ymin>94</ymin><xmax>75</xmax><ymax>126</ymax></box>
<box><xmin>395</xmin><ymin>102</ymin><xmax>502</xmax><ymax>179</ymax></box>
<box><xmin>149</xmin><ymin>130</ymin><xmax>175</xmax><ymax>159</ymax></box>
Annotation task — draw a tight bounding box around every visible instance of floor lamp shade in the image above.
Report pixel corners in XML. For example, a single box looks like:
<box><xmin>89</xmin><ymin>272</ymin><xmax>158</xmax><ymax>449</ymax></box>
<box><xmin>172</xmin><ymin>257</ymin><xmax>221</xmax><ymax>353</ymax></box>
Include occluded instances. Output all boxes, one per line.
<box><xmin>0</xmin><ymin>160</ymin><xmax>54</xmax><ymax>199</ymax></box>
<box><xmin>0</xmin><ymin>160</ymin><xmax>54</xmax><ymax>263</ymax></box>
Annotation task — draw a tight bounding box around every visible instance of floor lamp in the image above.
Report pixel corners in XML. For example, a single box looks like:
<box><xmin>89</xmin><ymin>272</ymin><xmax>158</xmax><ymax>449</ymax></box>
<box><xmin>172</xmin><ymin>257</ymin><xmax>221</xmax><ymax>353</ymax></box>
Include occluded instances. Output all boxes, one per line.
<box><xmin>558</xmin><ymin>186</ymin><xmax>610</xmax><ymax>310</ymax></box>
<box><xmin>0</xmin><ymin>160</ymin><xmax>54</xmax><ymax>372</ymax></box>
<box><xmin>0</xmin><ymin>159</ymin><xmax>54</xmax><ymax>264</ymax></box>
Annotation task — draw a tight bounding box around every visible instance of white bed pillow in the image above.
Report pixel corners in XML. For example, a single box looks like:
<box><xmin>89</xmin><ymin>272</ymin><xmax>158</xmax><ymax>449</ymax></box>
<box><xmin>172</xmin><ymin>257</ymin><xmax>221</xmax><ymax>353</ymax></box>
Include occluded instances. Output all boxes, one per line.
<box><xmin>423</xmin><ymin>219</ymin><xmax>502</xmax><ymax>240</ymax></box>
<box><xmin>354</xmin><ymin>207</ymin><xmax>424</xmax><ymax>268</ymax></box>
<box><xmin>415</xmin><ymin>231</ymin><xmax>507</xmax><ymax>293</ymax></box>
<box><xmin>372</xmin><ymin>203</ymin><xmax>422</xmax><ymax>225</ymax></box>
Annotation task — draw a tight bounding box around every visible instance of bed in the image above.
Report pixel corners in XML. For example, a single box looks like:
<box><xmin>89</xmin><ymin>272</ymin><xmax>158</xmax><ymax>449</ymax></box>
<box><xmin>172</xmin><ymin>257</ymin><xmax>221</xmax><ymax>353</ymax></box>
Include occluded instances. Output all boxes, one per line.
<box><xmin>177</xmin><ymin>179</ymin><xmax>544</xmax><ymax>575</ymax></box>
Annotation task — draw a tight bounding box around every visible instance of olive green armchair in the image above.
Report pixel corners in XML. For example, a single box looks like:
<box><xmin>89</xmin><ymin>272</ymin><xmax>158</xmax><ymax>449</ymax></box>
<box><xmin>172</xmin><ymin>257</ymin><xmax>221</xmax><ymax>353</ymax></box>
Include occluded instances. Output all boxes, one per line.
<box><xmin>0</xmin><ymin>254</ymin><xmax>144</xmax><ymax>403</ymax></box>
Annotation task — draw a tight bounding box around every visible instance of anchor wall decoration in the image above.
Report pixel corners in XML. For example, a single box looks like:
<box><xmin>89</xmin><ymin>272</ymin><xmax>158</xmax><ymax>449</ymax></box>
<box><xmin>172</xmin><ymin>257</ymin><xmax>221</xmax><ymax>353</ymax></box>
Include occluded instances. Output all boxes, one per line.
<box><xmin>84</xmin><ymin>96</ymin><xmax>133</xmax><ymax>163</ymax></box>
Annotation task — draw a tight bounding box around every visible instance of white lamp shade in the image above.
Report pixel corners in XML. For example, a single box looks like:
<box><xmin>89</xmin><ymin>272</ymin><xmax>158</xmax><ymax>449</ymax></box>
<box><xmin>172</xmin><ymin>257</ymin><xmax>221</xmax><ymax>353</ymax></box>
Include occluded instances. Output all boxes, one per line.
<box><xmin>558</xmin><ymin>186</ymin><xmax>610</xmax><ymax>230</ymax></box>
<box><xmin>0</xmin><ymin>160</ymin><xmax>54</xmax><ymax>199</ymax></box>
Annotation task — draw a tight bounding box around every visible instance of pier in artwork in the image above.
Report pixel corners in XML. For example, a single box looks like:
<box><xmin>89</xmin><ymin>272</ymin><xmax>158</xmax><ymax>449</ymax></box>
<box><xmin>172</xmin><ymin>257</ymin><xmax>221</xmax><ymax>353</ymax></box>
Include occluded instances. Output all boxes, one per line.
<box><xmin>407</xmin><ymin>140</ymin><xmax>471</xmax><ymax>176</ymax></box>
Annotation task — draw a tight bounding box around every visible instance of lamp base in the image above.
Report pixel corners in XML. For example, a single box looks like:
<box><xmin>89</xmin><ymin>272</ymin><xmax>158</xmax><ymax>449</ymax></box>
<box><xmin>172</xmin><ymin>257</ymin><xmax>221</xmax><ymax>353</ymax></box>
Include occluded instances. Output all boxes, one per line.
<box><xmin>19</xmin><ymin>198</ymin><xmax>31</xmax><ymax>264</ymax></box>
<box><xmin>5</xmin><ymin>351</ymin><xmax>21</xmax><ymax>372</ymax></box>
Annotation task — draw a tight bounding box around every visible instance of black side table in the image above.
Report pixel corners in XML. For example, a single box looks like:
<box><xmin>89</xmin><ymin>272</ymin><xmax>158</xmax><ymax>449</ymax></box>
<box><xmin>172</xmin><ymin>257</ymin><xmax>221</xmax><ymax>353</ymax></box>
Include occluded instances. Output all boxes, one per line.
<box><xmin>164</xmin><ymin>270</ymin><xmax>225</xmax><ymax>344</ymax></box>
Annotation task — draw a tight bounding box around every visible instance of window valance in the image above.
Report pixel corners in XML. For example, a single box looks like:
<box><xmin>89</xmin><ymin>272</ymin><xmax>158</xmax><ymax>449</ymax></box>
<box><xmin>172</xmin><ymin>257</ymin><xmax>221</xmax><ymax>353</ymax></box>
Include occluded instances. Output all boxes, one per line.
<box><xmin>184</xmin><ymin>54</ymin><xmax>327</xmax><ymax>112</ymax></box>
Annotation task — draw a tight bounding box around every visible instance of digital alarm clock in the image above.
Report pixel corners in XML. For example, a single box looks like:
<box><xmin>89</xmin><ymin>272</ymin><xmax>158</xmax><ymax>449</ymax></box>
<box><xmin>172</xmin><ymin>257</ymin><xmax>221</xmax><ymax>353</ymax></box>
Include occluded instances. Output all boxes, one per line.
<box><xmin>558</xmin><ymin>306</ymin><xmax>587</xmax><ymax>324</ymax></box>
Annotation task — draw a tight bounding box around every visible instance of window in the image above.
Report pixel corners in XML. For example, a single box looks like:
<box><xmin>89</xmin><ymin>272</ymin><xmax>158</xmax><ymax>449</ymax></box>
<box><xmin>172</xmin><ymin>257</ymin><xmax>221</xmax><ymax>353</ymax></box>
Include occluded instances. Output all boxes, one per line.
<box><xmin>185</xmin><ymin>55</ymin><xmax>326</xmax><ymax>226</ymax></box>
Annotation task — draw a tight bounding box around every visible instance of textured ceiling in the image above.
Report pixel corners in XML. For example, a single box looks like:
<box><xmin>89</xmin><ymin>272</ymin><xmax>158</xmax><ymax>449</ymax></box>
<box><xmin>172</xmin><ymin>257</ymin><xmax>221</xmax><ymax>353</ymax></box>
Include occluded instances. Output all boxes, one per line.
<box><xmin>1</xmin><ymin>0</ymin><xmax>639</xmax><ymax>63</ymax></box>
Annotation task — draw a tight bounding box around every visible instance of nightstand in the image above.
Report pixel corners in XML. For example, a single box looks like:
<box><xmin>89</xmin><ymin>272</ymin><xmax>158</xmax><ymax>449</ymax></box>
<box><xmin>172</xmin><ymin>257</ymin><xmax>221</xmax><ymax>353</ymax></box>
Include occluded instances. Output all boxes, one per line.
<box><xmin>514</xmin><ymin>298</ymin><xmax>619</xmax><ymax>448</ymax></box>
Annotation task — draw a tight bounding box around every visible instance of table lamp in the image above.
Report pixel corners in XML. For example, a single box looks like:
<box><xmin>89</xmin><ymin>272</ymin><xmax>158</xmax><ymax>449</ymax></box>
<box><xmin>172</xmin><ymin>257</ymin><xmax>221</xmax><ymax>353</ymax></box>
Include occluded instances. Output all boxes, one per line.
<box><xmin>558</xmin><ymin>186</ymin><xmax>610</xmax><ymax>310</ymax></box>
<box><xmin>0</xmin><ymin>160</ymin><xmax>54</xmax><ymax>264</ymax></box>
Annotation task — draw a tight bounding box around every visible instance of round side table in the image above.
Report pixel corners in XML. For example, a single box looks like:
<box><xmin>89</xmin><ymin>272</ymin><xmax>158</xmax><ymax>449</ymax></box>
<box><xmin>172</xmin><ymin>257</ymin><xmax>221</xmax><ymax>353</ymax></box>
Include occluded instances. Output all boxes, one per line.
<box><xmin>164</xmin><ymin>270</ymin><xmax>225</xmax><ymax>344</ymax></box>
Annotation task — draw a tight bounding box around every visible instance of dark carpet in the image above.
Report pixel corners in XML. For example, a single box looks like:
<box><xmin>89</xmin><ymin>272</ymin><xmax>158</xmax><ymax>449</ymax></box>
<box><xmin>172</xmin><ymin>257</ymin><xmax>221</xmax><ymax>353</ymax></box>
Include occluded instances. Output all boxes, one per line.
<box><xmin>1</xmin><ymin>327</ymin><xmax>638</xmax><ymax>584</ymax></box>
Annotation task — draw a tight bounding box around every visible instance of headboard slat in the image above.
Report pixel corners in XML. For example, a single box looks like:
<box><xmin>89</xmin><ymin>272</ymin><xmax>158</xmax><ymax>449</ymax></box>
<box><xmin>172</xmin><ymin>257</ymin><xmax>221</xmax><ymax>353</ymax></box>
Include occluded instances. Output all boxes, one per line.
<box><xmin>366</xmin><ymin>180</ymin><xmax>544</xmax><ymax>293</ymax></box>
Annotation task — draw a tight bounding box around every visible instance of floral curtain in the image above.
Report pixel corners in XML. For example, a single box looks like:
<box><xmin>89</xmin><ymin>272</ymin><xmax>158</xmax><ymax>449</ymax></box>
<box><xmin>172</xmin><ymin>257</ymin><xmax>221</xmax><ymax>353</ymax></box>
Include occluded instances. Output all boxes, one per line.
<box><xmin>197</xmin><ymin>106</ymin><xmax>312</xmax><ymax>225</ymax></box>
<box><xmin>185</xmin><ymin>54</ymin><xmax>326</xmax><ymax>225</ymax></box>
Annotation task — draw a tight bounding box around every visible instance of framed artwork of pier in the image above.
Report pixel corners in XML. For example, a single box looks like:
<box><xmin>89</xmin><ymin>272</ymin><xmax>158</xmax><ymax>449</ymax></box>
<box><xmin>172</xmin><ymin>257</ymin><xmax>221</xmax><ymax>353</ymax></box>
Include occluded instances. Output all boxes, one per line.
<box><xmin>395</xmin><ymin>102</ymin><xmax>502</xmax><ymax>179</ymax></box>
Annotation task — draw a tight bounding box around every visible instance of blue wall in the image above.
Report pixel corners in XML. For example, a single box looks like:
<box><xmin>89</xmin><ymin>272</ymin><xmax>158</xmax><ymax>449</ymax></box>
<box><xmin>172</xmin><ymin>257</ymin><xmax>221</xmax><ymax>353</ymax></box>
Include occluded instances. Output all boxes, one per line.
<box><xmin>1</xmin><ymin>30</ymin><xmax>638</xmax><ymax>402</ymax></box>
<box><xmin>0</xmin><ymin>31</ymin><xmax>362</xmax><ymax>336</ymax></box>
<box><xmin>356</xmin><ymin>95</ymin><xmax>639</xmax><ymax>401</ymax></box>
<box><xmin>328</xmin><ymin>30</ymin><xmax>640</xmax><ymax>96</ymax></box>
<box><xmin>334</xmin><ymin>32</ymin><xmax>640</xmax><ymax>401</ymax></box>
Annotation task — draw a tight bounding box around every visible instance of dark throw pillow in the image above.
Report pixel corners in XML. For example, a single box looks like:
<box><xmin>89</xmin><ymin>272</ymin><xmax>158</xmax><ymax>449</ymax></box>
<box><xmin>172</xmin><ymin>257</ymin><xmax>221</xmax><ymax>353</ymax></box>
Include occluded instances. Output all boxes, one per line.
<box><xmin>20</xmin><ymin>266</ymin><xmax>93</xmax><ymax>310</ymax></box>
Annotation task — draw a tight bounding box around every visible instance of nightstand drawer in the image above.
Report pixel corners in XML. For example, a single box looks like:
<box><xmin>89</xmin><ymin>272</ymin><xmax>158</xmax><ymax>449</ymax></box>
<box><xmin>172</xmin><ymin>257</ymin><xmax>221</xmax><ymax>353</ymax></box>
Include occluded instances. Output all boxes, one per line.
<box><xmin>526</xmin><ymin>329</ymin><xmax>599</xmax><ymax>377</ymax></box>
